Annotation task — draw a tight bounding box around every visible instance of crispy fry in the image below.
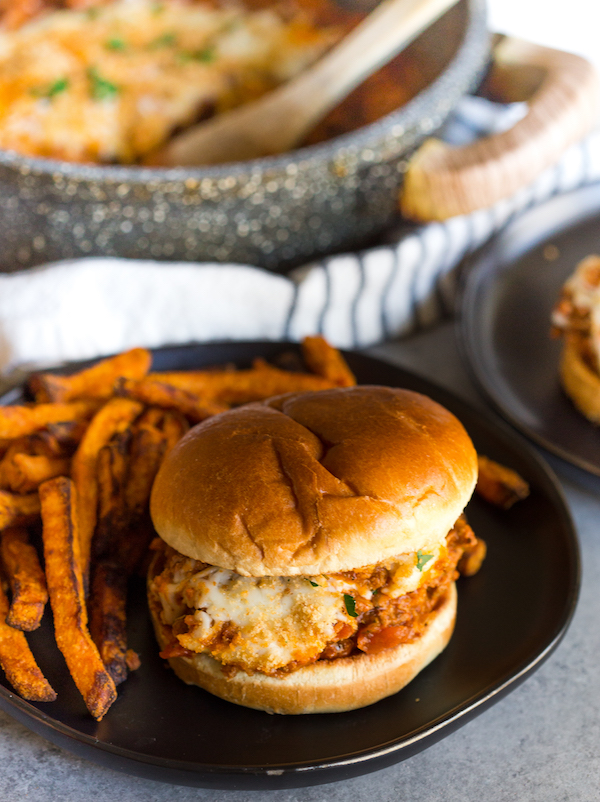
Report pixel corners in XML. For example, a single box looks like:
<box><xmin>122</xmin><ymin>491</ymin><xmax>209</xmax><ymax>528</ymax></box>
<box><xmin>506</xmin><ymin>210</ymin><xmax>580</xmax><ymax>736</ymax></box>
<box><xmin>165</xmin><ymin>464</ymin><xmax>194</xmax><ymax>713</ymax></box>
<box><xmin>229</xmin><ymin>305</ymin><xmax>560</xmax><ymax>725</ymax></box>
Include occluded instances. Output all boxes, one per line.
<box><xmin>39</xmin><ymin>477</ymin><xmax>116</xmax><ymax>720</ymax></box>
<box><xmin>0</xmin><ymin>452</ymin><xmax>70</xmax><ymax>494</ymax></box>
<box><xmin>0</xmin><ymin>527</ymin><xmax>48</xmax><ymax>631</ymax></box>
<box><xmin>125</xmin><ymin>424</ymin><xmax>166</xmax><ymax>523</ymax></box>
<box><xmin>0</xmin><ymin>440</ymin><xmax>25</xmax><ymax>488</ymax></box>
<box><xmin>116</xmin><ymin>423</ymin><xmax>167</xmax><ymax>574</ymax></box>
<box><xmin>0</xmin><ymin>433</ymin><xmax>71</xmax><ymax>492</ymax></box>
<box><xmin>93</xmin><ymin>430</ymin><xmax>131</xmax><ymax>561</ymax></box>
<box><xmin>119</xmin><ymin>518</ymin><xmax>156</xmax><ymax>577</ymax></box>
<box><xmin>0</xmin><ymin>400</ymin><xmax>99</xmax><ymax>440</ymax></box>
<box><xmin>89</xmin><ymin>560</ymin><xmax>128</xmax><ymax>686</ymax></box>
<box><xmin>115</xmin><ymin>377</ymin><xmax>228</xmax><ymax>422</ymax></box>
<box><xmin>29</xmin><ymin>347</ymin><xmax>152</xmax><ymax>403</ymax></box>
<box><xmin>476</xmin><ymin>455</ymin><xmax>531</xmax><ymax>510</ymax></box>
<box><xmin>42</xmin><ymin>419</ymin><xmax>90</xmax><ymax>452</ymax></box>
<box><xmin>458</xmin><ymin>538</ymin><xmax>487</xmax><ymax>577</ymax></box>
<box><xmin>150</xmin><ymin>360</ymin><xmax>336</xmax><ymax>405</ymax></box>
<box><xmin>125</xmin><ymin>649</ymin><xmax>141</xmax><ymax>672</ymax></box>
<box><xmin>0</xmin><ymin>576</ymin><xmax>56</xmax><ymax>702</ymax></box>
<box><xmin>71</xmin><ymin>397</ymin><xmax>143</xmax><ymax>584</ymax></box>
<box><xmin>0</xmin><ymin>489</ymin><xmax>40</xmax><ymax>530</ymax></box>
<box><xmin>161</xmin><ymin>410</ymin><xmax>190</xmax><ymax>456</ymax></box>
<box><xmin>301</xmin><ymin>335</ymin><xmax>356</xmax><ymax>387</ymax></box>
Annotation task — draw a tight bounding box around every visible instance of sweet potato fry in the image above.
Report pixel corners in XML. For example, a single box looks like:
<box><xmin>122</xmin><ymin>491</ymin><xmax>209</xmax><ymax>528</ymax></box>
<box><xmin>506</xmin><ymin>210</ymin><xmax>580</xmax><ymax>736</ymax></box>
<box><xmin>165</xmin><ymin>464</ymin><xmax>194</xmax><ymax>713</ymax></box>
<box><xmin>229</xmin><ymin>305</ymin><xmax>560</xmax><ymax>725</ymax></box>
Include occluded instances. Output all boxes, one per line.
<box><xmin>136</xmin><ymin>407</ymin><xmax>165</xmax><ymax>428</ymax></box>
<box><xmin>93</xmin><ymin>430</ymin><xmax>131</xmax><ymax>561</ymax></box>
<box><xmin>301</xmin><ymin>335</ymin><xmax>356</xmax><ymax>387</ymax></box>
<box><xmin>476</xmin><ymin>455</ymin><xmax>531</xmax><ymax>510</ymax></box>
<box><xmin>119</xmin><ymin>518</ymin><xmax>156</xmax><ymax>577</ymax></box>
<box><xmin>0</xmin><ymin>452</ymin><xmax>70</xmax><ymax>494</ymax></box>
<box><xmin>71</xmin><ymin>397</ymin><xmax>143</xmax><ymax>583</ymax></box>
<box><xmin>29</xmin><ymin>347</ymin><xmax>152</xmax><ymax>403</ymax></box>
<box><xmin>458</xmin><ymin>538</ymin><xmax>487</xmax><ymax>577</ymax></box>
<box><xmin>89</xmin><ymin>560</ymin><xmax>128</xmax><ymax>686</ymax></box>
<box><xmin>150</xmin><ymin>360</ymin><xmax>336</xmax><ymax>405</ymax></box>
<box><xmin>125</xmin><ymin>424</ymin><xmax>166</xmax><ymax>523</ymax></box>
<box><xmin>114</xmin><ymin>423</ymin><xmax>167</xmax><ymax>574</ymax></box>
<box><xmin>0</xmin><ymin>527</ymin><xmax>48</xmax><ymax>631</ymax></box>
<box><xmin>125</xmin><ymin>649</ymin><xmax>141</xmax><ymax>671</ymax></box>
<box><xmin>0</xmin><ymin>577</ymin><xmax>56</xmax><ymax>702</ymax></box>
<box><xmin>0</xmin><ymin>489</ymin><xmax>40</xmax><ymax>530</ymax></box>
<box><xmin>0</xmin><ymin>440</ymin><xmax>24</xmax><ymax>488</ymax></box>
<box><xmin>115</xmin><ymin>377</ymin><xmax>228</xmax><ymax>422</ymax></box>
<box><xmin>0</xmin><ymin>400</ymin><xmax>99</xmax><ymax>440</ymax></box>
<box><xmin>42</xmin><ymin>419</ymin><xmax>90</xmax><ymax>452</ymax></box>
<box><xmin>39</xmin><ymin>477</ymin><xmax>116</xmax><ymax>720</ymax></box>
<box><xmin>161</xmin><ymin>410</ymin><xmax>189</xmax><ymax>456</ymax></box>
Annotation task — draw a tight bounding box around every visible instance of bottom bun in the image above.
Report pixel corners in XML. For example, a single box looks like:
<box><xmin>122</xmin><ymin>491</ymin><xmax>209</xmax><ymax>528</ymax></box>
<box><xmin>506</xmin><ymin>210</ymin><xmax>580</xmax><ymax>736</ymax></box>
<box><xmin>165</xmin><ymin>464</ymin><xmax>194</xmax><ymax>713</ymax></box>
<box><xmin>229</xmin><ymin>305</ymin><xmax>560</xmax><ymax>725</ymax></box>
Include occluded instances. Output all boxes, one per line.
<box><xmin>560</xmin><ymin>335</ymin><xmax>600</xmax><ymax>424</ymax></box>
<box><xmin>148</xmin><ymin>572</ymin><xmax>457</xmax><ymax>715</ymax></box>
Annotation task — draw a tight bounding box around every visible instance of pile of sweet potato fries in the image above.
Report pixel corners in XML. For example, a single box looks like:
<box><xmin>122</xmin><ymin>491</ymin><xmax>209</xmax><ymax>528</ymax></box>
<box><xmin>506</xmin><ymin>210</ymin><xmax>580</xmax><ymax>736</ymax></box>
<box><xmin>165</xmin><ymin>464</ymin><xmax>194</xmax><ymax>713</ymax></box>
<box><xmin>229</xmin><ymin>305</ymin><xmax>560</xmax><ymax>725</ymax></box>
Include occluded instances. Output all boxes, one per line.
<box><xmin>0</xmin><ymin>337</ymin><xmax>528</xmax><ymax>720</ymax></box>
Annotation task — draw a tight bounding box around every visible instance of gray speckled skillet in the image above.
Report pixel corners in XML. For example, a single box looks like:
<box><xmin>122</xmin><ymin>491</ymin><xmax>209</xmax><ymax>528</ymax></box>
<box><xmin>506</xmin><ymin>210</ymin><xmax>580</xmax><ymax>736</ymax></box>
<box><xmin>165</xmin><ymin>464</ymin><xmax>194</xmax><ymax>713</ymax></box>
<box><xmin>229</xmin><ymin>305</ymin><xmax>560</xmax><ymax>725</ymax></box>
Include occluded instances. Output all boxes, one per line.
<box><xmin>0</xmin><ymin>0</ymin><xmax>488</xmax><ymax>274</ymax></box>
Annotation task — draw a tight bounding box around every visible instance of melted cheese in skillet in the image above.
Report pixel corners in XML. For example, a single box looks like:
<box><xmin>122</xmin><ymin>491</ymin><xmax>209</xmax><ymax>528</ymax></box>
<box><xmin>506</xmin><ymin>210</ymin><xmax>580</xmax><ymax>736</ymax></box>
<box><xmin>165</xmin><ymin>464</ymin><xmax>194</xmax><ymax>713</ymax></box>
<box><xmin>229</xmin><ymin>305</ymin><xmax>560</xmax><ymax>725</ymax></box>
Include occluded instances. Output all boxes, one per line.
<box><xmin>0</xmin><ymin>0</ymin><xmax>336</xmax><ymax>162</ymax></box>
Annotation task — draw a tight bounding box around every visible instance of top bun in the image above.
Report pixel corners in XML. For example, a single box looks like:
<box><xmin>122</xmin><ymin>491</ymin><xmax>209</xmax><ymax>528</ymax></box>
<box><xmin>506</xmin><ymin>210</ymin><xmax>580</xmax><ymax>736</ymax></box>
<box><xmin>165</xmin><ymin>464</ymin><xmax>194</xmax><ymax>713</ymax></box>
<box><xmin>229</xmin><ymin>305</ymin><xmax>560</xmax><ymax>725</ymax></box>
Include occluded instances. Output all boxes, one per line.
<box><xmin>150</xmin><ymin>386</ymin><xmax>478</xmax><ymax>576</ymax></box>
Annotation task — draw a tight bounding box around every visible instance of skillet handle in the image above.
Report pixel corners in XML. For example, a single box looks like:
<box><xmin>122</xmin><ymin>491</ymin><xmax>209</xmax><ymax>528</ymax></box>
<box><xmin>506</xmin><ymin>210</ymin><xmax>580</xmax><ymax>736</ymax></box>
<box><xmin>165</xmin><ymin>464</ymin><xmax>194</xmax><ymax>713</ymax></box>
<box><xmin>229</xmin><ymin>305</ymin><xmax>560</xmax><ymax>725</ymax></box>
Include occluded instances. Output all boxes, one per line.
<box><xmin>399</xmin><ymin>35</ymin><xmax>600</xmax><ymax>221</ymax></box>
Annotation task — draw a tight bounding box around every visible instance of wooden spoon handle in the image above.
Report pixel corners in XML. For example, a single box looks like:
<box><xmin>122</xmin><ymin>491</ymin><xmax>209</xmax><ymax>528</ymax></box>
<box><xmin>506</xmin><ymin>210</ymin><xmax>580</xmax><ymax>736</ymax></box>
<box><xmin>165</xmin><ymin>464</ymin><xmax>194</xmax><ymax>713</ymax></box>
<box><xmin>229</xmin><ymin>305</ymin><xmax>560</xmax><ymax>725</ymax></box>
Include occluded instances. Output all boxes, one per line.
<box><xmin>285</xmin><ymin>0</ymin><xmax>461</xmax><ymax>135</ymax></box>
<box><xmin>159</xmin><ymin>0</ymin><xmax>460</xmax><ymax>166</ymax></box>
<box><xmin>399</xmin><ymin>36</ymin><xmax>600</xmax><ymax>221</ymax></box>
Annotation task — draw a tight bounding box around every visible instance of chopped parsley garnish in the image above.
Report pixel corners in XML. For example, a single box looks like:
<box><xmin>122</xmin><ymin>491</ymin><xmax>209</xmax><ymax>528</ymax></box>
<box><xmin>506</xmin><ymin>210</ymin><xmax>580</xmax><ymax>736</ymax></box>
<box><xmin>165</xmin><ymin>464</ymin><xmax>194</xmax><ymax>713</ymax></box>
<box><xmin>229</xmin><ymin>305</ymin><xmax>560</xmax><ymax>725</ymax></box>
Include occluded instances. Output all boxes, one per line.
<box><xmin>178</xmin><ymin>46</ymin><xmax>216</xmax><ymax>64</ymax></box>
<box><xmin>86</xmin><ymin>8</ymin><xmax>101</xmax><ymax>20</ymax></box>
<box><xmin>88</xmin><ymin>68</ymin><xmax>119</xmax><ymax>101</ymax></box>
<box><xmin>193</xmin><ymin>46</ymin><xmax>216</xmax><ymax>62</ymax></box>
<box><xmin>106</xmin><ymin>37</ymin><xmax>127</xmax><ymax>51</ymax></box>
<box><xmin>152</xmin><ymin>2</ymin><xmax>165</xmax><ymax>14</ymax></box>
<box><xmin>150</xmin><ymin>32</ymin><xmax>178</xmax><ymax>48</ymax></box>
<box><xmin>307</xmin><ymin>580</ymin><xmax>319</xmax><ymax>587</ymax></box>
<box><xmin>31</xmin><ymin>77</ymin><xmax>70</xmax><ymax>99</ymax></box>
<box><xmin>344</xmin><ymin>594</ymin><xmax>357</xmax><ymax>618</ymax></box>
<box><xmin>416</xmin><ymin>550</ymin><xmax>434</xmax><ymax>571</ymax></box>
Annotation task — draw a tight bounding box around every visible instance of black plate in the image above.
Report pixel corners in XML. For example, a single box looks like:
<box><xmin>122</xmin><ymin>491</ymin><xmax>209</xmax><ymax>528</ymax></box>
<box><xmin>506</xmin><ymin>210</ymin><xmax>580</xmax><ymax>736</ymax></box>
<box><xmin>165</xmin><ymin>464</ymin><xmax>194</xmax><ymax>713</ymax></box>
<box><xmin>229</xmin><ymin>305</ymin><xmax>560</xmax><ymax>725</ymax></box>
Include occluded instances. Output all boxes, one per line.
<box><xmin>459</xmin><ymin>182</ymin><xmax>600</xmax><ymax>477</ymax></box>
<box><xmin>0</xmin><ymin>343</ymin><xmax>579</xmax><ymax>789</ymax></box>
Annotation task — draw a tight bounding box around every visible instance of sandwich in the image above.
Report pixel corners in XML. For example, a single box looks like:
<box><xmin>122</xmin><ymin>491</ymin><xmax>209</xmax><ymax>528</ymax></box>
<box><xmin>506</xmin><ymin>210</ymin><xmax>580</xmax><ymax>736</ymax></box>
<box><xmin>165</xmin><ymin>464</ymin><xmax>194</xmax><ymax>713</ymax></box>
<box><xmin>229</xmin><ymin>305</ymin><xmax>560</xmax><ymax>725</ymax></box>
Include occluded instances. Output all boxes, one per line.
<box><xmin>551</xmin><ymin>254</ymin><xmax>600</xmax><ymax>423</ymax></box>
<box><xmin>147</xmin><ymin>385</ymin><xmax>482</xmax><ymax>714</ymax></box>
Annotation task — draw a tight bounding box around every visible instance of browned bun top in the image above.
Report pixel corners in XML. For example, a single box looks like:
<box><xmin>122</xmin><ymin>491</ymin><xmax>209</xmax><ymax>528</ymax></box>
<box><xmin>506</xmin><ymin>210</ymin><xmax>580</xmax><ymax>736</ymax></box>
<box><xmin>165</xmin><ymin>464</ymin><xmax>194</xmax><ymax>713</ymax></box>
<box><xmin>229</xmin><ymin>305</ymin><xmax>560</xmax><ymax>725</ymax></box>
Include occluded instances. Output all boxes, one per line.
<box><xmin>150</xmin><ymin>386</ymin><xmax>478</xmax><ymax>576</ymax></box>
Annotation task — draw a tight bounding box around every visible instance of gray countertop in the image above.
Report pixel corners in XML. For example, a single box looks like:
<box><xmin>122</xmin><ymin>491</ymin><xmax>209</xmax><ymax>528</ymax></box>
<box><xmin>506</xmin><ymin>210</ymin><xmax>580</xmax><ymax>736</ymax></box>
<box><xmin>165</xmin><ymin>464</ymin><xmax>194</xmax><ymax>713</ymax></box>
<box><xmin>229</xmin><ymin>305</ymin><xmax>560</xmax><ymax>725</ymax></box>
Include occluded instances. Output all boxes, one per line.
<box><xmin>1</xmin><ymin>322</ymin><xmax>599</xmax><ymax>801</ymax></box>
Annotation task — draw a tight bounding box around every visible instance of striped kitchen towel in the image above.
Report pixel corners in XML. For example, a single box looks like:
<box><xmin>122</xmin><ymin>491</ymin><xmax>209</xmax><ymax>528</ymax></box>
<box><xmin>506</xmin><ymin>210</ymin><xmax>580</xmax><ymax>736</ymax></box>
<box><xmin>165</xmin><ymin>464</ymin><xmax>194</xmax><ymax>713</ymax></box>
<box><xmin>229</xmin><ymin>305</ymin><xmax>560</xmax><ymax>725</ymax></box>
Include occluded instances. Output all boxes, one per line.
<box><xmin>1</xmin><ymin>95</ymin><xmax>600</xmax><ymax>373</ymax></box>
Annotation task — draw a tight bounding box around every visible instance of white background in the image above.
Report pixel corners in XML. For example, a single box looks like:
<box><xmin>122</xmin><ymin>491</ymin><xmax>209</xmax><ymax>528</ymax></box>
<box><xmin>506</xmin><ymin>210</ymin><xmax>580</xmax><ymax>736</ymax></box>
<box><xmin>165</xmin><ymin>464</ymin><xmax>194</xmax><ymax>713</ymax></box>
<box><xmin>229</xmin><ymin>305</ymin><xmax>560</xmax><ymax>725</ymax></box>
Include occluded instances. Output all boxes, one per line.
<box><xmin>487</xmin><ymin>0</ymin><xmax>600</xmax><ymax>69</ymax></box>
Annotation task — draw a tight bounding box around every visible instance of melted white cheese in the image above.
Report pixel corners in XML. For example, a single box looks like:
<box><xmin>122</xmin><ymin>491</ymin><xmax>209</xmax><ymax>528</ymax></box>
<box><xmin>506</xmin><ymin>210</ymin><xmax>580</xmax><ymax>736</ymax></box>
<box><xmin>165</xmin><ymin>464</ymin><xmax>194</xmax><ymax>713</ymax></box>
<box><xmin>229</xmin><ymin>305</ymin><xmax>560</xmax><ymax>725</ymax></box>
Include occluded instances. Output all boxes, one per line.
<box><xmin>0</xmin><ymin>0</ymin><xmax>336</xmax><ymax>163</ymax></box>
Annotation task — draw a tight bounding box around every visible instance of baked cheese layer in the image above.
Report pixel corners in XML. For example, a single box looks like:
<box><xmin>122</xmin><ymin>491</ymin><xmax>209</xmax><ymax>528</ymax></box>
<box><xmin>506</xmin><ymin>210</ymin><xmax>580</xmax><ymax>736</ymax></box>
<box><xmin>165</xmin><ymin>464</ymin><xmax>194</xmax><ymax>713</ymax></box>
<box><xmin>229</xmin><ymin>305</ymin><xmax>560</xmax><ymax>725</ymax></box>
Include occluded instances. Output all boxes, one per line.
<box><xmin>0</xmin><ymin>0</ymin><xmax>335</xmax><ymax>162</ymax></box>
<box><xmin>152</xmin><ymin>543</ymin><xmax>440</xmax><ymax>674</ymax></box>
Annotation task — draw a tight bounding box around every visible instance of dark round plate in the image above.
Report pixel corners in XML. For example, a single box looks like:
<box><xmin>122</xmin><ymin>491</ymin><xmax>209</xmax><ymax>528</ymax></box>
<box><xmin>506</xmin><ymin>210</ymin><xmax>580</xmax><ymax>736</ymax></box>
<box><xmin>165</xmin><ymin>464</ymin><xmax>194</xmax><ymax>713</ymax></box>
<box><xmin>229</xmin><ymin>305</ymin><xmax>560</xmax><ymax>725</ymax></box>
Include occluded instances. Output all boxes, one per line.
<box><xmin>0</xmin><ymin>343</ymin><xmax>579</xmax><ymax>790</ymax></box>
<box><xmin>458</xmin><ymin>182</ymin><xmax>600</xmax><ymax>477</ymax></box>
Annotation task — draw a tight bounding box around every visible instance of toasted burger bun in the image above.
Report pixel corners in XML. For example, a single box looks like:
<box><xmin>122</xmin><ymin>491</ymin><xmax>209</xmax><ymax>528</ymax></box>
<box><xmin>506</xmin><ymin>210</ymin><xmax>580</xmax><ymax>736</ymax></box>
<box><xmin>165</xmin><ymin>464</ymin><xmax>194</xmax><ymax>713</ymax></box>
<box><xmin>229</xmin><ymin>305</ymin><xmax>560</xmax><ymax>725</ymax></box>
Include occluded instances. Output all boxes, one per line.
<box><xmin>150</xmin><ymin>386</ymin><xmax>478</xmax><ymax>577</ymax></box>
<box><xmin>148</xmin><ymin>563</ymin><xmax>457</xmax><ymax>715</ymax></box>
<box><xmin>560</xmin><ymin>335</ymin><xmax>600</xmax><ymax>424</ymax></box>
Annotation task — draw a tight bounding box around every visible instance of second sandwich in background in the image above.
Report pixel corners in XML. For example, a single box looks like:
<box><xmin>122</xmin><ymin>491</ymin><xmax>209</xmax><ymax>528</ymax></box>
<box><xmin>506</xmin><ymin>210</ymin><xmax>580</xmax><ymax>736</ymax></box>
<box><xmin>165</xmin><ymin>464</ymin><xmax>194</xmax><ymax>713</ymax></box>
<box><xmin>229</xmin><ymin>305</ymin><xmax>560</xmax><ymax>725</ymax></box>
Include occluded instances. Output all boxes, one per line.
<box><xmin>552</xmin><ymin>254</ymin><xmax>600</xmax><ymax>424</ymax></box>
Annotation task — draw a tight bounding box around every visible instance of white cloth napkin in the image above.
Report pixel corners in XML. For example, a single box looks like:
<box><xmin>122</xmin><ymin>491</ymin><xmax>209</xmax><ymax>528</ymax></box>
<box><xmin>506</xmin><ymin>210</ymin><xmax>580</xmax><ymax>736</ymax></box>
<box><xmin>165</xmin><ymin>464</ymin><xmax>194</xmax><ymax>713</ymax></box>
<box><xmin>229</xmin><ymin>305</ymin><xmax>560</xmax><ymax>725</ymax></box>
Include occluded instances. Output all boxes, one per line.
<box><xmin>1</xmin><ymin>95</ymin><xmax>600</xmax><ymax>374</ymax></box>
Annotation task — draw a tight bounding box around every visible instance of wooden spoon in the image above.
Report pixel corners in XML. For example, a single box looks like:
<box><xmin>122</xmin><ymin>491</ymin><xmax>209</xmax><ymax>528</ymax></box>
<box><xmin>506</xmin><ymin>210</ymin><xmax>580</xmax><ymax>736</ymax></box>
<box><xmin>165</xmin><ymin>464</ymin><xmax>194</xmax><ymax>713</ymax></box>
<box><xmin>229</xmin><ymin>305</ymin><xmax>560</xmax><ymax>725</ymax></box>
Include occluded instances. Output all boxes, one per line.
<box><xmin>155</xmin><ymin>0</ymin><xmax>460</xmax><ymax>167</ymax></box>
